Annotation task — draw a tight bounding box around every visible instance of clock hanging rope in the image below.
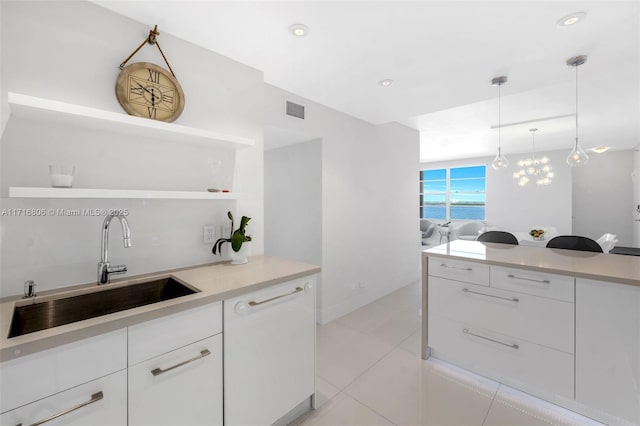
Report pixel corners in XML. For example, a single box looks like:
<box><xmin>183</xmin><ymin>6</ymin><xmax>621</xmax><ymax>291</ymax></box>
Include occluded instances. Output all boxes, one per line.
<box><xmin>115</xmin><ymin>25</ymin><xmax>185</xmax><ymax>122</ymax></box>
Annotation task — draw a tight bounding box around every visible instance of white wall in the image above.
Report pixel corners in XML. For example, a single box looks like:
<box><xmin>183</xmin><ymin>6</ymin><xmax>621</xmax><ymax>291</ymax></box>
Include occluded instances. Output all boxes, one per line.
<box><xmin>422</xmin><ymin>149</ymin><xmax>573</xmax><ymax>234</ymax></box>
<box><xmin>634</xmin><ymin>150</ymin><xmax>640</xmax><ymax>247</ymax></box>
<box><xmin>264</xmin><ymin>138</ymin><xmax>322</xmax><ymax>267</ymax></box>
<box><xmin>0</xmin><ymin>1</ymin><xmax>264</xmax><ymax>297</ymax></box>
<box><xmin>265</xmin><ymin>84</ymin><xmax>420</xmax><ymax>323</ymax></box>
<box><xmin>573</xmin><ymin>150</ymin><xmax>635</xmax><ymax>246</ymax></box>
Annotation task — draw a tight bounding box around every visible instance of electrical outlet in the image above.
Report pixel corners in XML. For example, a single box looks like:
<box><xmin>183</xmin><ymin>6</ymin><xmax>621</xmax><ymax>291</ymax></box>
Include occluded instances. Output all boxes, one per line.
<box><xmin>203</xmin><ymin>225</ymin><xmax>216</xmax><ymax>244</ymax></box>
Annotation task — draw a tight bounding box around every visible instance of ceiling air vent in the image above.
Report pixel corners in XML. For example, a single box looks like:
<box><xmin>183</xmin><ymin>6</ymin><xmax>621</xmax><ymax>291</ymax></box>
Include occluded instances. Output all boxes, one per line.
<box><xmin>285</xmin><ymin>99</ymin><xmax>305</xmax><ymax>120</ymax></box>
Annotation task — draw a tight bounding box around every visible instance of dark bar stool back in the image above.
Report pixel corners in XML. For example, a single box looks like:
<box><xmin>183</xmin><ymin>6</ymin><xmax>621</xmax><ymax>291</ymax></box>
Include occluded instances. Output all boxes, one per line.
<box><xmin>476</xmin><ymin>231</ymin><xmax>519</xmax><ymax>245</ymax></box>
<box><xmin>545</xmin><ymin>236</ymin><xmax>603</xmax><ymax>253</ymax></box>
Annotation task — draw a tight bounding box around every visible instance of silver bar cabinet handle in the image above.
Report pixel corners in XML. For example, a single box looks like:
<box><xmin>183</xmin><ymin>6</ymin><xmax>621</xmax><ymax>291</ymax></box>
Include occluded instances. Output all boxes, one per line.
<box><xmin>440</xmin><ymin>263</ymin><xmax>472</xmax><ymax>271</ymax></box>
<box><xmin>462</xmin><ymin>288</ymin><xmax>519</xmax><ymax>302</ymax></box>
<box><xmin>463</xmin><ymin>329</ymin><xmax>519</xmax><ymax>349</ymax></box>
<box><xmin>19</xmin><ymin>391</ymin><xmax>104</xmax><ymax>426</ymax></box>
<box><xmin>507</xmin><ymin>274</ymin><xmax>550</xmax><ymax>284</ymax></box>
<box><xmin>248</xmin><ymin>286</ymin><xmax>304</xmax><ymax>307</ymax></box>
<box><xmin>151</xmin><ymin>349</ymin><xmax>211</xmax><ymax>376</ymax></box>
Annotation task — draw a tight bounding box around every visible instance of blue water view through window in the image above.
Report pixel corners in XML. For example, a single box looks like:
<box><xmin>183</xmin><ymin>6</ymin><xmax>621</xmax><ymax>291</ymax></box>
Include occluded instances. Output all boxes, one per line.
<box><xmin>420</xmin><ymin>165</ymin><xmax>486</xmax><ymax>220</ymax></box>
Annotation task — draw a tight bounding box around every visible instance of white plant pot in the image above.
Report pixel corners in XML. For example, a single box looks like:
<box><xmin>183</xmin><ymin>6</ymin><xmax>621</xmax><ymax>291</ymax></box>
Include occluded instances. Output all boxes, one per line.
<box><xmin>227</xmin><ymin>242</ymin><xmax>250</xmax><ymax>265</ymax></box>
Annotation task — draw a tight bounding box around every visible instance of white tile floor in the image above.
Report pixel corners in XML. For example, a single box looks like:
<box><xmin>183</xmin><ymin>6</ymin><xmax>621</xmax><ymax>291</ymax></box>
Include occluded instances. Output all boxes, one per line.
<box><xmin>295</xmin><ymin>282</ymin><xmax>604</xmax><ymax>426</ymax></box>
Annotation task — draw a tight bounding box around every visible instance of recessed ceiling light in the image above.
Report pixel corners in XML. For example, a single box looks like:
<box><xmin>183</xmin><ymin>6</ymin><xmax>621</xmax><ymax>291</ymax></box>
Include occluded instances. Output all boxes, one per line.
<box><xmin>289</xmin><ymin>24</ymin><xmax>309</xmax><ymax>37</ymax></box>
<box><xmin>557</xmin><ymin>12</ymin><xmax>586</xmax><ymax>28</ymax></box>
<box><xmin>591</xmin><ymin>146</ymin><xmax>611</xmax><ymax>154</ymax></box>
<box><xmin>378</xmin><ymin>79</ymin><xmax>394</xmax><ymax>87</ymax></box>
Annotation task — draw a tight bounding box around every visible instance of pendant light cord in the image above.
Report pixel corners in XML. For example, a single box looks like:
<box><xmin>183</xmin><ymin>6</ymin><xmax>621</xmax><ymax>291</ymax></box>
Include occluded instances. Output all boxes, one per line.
<box><xmin>498</xmin><ymin>83</ymin><xmax>502</xmax><ymax>153</ymax></box>
<box><xmin>531</xmin><ymin>130</ymin><xmax>536</xmax><ymax>158</ymax></box>
<box><xmin>575</xmin><ymin>64</ymin><xmax>579</xmax><ymax>148</ymax></box>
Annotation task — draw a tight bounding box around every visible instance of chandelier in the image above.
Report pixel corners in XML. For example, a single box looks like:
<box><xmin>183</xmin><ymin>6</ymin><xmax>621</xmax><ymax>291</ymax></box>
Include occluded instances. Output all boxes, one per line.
<box><xmin>512</xmin><ymin>128</ymin><xmax>554</xmax><ymax>186</ymax></box>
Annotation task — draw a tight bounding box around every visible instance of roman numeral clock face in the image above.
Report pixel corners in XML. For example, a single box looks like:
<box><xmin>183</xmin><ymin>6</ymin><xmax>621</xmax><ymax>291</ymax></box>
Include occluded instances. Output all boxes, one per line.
<box><xmin>116</xmin><ymin>62</ymin><xmax>185</xmax><ymax>122</ymax></box>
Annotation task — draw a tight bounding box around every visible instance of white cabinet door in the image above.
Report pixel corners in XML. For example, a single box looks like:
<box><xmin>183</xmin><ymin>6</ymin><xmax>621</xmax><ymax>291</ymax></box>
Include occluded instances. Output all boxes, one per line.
<box><xmin>129</xmin><ymin>334</ymin><xmax>223</xmax><ymax>426</ymax></box>
<box><xmin>576</xmin><ymin>278</ymin><xmax>640</xmax><ymax>424</ymax></box>
<box><xmin>224</xmin><ymin>277</ymin><xmax>316</xmax><ymax>426</ymax></box>
<box><xmin>0</xmin><ymin>369</ymin><xmax>127</xmax><ymax>426</ymax></box>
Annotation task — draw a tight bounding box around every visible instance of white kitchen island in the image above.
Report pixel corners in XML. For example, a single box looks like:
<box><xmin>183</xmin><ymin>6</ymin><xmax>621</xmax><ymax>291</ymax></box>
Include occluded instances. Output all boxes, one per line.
<box><xmin>422</xmin><ymin>241</ymin><xmax>640</xmax><ymax>425</ymax></box>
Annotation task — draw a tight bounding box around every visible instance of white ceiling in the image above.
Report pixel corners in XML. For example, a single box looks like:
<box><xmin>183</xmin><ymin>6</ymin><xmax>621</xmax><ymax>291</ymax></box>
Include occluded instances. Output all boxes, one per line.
<box><xmin>93</xmin><ymin>1</ymin><xmax>639</xmax><ymax>160</ymax></box>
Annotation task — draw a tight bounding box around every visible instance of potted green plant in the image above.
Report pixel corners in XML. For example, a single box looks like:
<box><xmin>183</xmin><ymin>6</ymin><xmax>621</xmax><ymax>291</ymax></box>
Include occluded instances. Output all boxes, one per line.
<box><xmin>212</xmin><ymin>211</ymin><xmax>252</xmax><ymax>264</ymax></box>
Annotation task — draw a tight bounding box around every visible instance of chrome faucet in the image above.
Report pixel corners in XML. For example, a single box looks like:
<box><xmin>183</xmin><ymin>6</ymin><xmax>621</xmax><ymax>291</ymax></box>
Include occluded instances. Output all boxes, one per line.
<box><xmin>97</xmin><ymin>214</ymin><xmax>131</xmax><ymax>285</ymax></box>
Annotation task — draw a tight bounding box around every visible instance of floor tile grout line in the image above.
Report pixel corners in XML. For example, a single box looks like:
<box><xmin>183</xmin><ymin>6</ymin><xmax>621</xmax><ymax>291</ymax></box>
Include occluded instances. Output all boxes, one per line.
<box><xmin>341</xmin><ymin>391</ymin><xmax>399</xmax><ymax>426</ymax></box>
<box><xmin>329</xmin><ymin>311</ymin><xmax>421</xmax><ymax>349</ymax></box>
<box><xmin>333</xmin><ymin>305</ymin><xmax>413</xmax><ymax>335</ymax></box>
<box><xmin>309</xmin><ymin>389</ymin><xmax>399</xmax><ymax>426</ymax></box>
<box><xmin>336</xmin><ymin>340</ymin><xmax>399</xmax><ymax>391</ymax></box>
<box><xmin>481</xmin><ymin>383</ymin><xmax>501</xmax><ymax>425</ymax></box>
<box><xmin>334</xmin><ymin>327</ymin><xmax>421</xmax><ymax>425</ymax></box>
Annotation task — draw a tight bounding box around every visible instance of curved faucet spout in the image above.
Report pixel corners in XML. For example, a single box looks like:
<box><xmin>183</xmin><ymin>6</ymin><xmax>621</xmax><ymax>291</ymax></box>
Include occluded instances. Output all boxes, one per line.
<box><xmin>98</xmin><ymin>214</ymin><xmax>131</xmax><ymax>284</ymax></box>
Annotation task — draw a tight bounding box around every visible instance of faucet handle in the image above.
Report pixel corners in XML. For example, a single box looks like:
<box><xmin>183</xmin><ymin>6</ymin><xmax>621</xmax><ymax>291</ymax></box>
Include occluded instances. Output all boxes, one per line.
<box><xmin>108</xmin><ymin>265</ymin><xmax>127</xmax><ymax>275</ymax></box>
<box><xmin>23</xmin><ymin>280</ymin><xmax>36</xmax><ymax>298</ymax></box>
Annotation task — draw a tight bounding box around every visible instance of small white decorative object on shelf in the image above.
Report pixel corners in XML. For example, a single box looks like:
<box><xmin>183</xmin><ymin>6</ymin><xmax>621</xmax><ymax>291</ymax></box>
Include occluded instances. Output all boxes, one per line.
<box><xmin>49</xmin><ymin>165</ymin><xmax>75</xmax><ymax>188</ymax></box>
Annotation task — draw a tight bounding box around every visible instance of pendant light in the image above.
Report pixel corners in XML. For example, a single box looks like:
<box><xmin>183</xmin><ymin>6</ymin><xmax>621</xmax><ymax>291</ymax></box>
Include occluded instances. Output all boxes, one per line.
<box><xmin>566</xmin><ymin>55</ymin><xmax>589</xmax><ymax>167</ymax></box>
<box><xmin>491</xmin><ymin>76</ymin><xmax>508</xmax><ymax>170</ymax></box>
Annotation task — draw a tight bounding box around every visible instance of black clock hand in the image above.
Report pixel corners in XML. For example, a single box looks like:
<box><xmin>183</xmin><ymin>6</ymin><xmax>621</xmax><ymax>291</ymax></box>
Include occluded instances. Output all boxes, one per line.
<box><xmin>135</xmin><ymin>82</ymin><xmax>154</xmax><ymax>96</ymax></box>
<box><xmin>136</xmin><ymin>82</ymin><xmax>157</xmax><ymax>107</ymax></box>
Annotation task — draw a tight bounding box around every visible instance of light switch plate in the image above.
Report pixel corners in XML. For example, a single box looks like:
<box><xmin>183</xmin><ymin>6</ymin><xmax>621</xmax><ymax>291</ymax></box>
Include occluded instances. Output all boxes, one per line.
<box><xmin>203</xmin><ymin>225</ymin><xmax>216</xmax><ymax>244</ymax></box>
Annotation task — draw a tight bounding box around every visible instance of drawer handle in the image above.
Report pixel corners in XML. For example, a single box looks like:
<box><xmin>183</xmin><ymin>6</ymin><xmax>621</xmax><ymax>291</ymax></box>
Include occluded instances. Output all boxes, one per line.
<box><xmin>463</xmin><ymin>329</ymin><xmax>519</xmax><ymax>350</ymax></box>
<box><xmin>151</xmin><ymin>349</ymin><xmax>211</xmax><ymax>376</ymax></box>
<box><xmin>18</xmin><ymin>391</ymin><xmax>104</xmax><ymax>426</ymax></box>
<box><xmin>248</xmin><ymin>286</ymin><xmax>305</xmax><ymax>307</ymax></box>
<box><xmin>440</xmin><ymin>263</ymin><xmax>472</xmax><ymax>271</ymax></box>
<box><xmin>507</xmin><ymin>274</ymin><xmax>550</xmax><ymax>284</ymax></box>
<box><xmin>462</xmin><ymin>287</ymin><xmax>519</xmax><ymax>302</ymax></box>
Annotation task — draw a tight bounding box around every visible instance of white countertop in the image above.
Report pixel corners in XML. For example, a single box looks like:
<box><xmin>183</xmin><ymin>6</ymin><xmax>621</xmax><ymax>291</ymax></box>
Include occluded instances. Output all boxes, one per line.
<box><xmin>0</xmin><ymin>255</ymin><xmax>320</xmax><ymax>361</ymax></box>
<box><xmin>423</xmin><ymin>240</ymin><xmax>640</xmax><ymax>287</ymax></box>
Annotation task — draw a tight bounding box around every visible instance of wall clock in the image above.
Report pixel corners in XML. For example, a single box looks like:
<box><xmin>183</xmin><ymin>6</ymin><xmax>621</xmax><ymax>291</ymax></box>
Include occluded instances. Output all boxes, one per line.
<box><xmin>116</xmin><ymin>62</ymin><xmax>185</xmax><ymax>122</ymax></box>
<box><xmin>115</xmin><ymin>25</ymin><xmax>185</xmax><ymax>123</ymax></box>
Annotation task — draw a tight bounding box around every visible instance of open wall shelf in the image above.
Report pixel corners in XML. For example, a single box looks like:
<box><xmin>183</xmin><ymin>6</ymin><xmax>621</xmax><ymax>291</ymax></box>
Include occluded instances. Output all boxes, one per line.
<box><xmin>9</xmin><ymin>187</ymin><xmax>240</xmax><ymax>200</ymax></box>
<box><xmin>7</xmin><ymin>92</ymin><xmax>255</xmax><ymax>149</ymax></box>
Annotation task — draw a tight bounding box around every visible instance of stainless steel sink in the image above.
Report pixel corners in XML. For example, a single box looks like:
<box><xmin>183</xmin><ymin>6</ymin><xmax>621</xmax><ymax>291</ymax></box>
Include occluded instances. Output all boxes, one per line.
<box><xmin>8</xmin><ymin>277</ymin><xmax>198</xmax><ymax>338</ymax></box>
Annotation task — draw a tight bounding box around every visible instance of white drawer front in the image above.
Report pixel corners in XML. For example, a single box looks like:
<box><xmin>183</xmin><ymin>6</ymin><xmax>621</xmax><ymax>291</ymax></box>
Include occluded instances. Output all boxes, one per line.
<box><xmin>491</xmin><ymin>266</ymin><xmax>574</xmax><ymax>302</ymax></box>
<box><xmin>128</xmin><ymin>301</ymin><xmax>222</xmax><ymax>366</ymax></box>
<box><xmin>428</xmin><ymin>257</ymin><xmax>489</xmax><ymax>287</ymax></box>
<box><xmin>429</xmin><ymin>314</ymin><xmax>574</xmax><ymax>399</ymax></box>
<box><xmin>0</xmin><ymin>329</ymin><xmax>126</xmax><ymax>414</ymax></box>
<box><xmin>129</xmin><ymin>334</ymin><xmax>223</xmax><ymax>426</ymax></box>
<box><xmin>429</xmin><ymin>277</ymin><xmax>574</xmax><ymax>353</ymax></box>
<box><xmin>1</xmin><ymin>369</ymin><xmax>127</xmax><ymax>426</ymax></box>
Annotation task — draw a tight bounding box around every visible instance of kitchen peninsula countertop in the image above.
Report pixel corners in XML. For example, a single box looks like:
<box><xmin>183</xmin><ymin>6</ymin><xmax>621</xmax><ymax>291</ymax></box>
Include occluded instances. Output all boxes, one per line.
<box><xmin>0</xmin><ymin>255</ymin><xmax>320</xmax><ymax>361</ymax></box>
<box><xmin>423</xmin><ymin>240</ymin><xmax>640</xmax><ymax>287</ymax></box>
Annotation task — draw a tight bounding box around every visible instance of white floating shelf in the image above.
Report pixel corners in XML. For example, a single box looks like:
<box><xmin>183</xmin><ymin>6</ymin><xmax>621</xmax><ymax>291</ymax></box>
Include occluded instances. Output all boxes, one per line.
<box><xmin>9</xmin><ymin>187</ymin><xmax>241</xmax><ymax>200</ymax></box>
<box><xmin>7</xmin><ymin>92</ymin><xmax>255</xmax><ymax>149</ymax></box>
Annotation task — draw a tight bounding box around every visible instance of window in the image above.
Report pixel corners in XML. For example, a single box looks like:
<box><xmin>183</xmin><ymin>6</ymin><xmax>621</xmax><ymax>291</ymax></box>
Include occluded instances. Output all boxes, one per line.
<box><xmin>420</xmin><ymin>165</ymin><xmax>486</xmax><ymax>220</ymax></box>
